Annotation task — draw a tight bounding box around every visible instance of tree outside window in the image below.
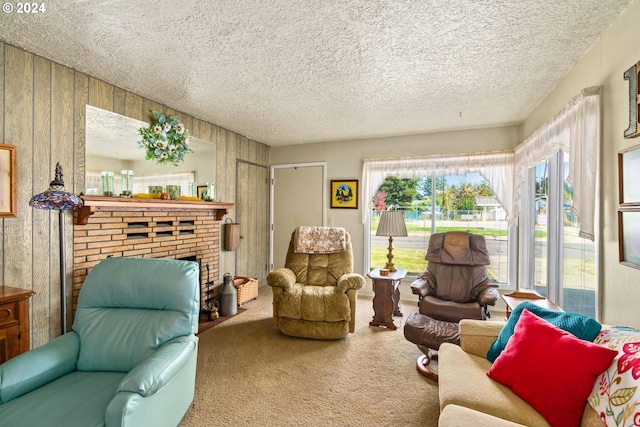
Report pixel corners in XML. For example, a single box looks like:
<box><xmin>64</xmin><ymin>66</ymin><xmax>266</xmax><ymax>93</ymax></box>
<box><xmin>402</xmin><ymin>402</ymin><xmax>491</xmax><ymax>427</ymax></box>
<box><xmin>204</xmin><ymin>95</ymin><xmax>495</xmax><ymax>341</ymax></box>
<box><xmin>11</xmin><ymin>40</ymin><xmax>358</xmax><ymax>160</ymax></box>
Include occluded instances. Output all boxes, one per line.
<box><xmin>370</xmin><ymin>173</ymin><xmax>509</xmax><ymax>283</ymax></box>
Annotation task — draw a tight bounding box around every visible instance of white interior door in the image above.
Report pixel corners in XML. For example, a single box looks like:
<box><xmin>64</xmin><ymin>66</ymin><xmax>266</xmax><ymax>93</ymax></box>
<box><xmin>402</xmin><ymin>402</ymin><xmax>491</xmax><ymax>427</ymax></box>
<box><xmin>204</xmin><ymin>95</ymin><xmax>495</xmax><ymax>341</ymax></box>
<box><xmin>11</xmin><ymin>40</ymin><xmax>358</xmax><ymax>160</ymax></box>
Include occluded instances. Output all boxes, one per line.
<box><xmin>271</xmin><ymin>163</ymin><xmax>326</xmax><ymax>270</ymax></box>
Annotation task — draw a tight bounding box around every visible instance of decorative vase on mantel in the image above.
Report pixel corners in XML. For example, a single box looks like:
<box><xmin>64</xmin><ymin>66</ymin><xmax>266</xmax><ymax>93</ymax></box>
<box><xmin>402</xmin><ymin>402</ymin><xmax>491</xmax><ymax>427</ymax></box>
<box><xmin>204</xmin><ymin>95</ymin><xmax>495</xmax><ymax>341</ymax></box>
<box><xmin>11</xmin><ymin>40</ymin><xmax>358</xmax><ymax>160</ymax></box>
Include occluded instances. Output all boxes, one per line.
<box><xmin>166</xmin><ymin>185</ymin><xmax>180</xmax><ymax>201</ymax></box>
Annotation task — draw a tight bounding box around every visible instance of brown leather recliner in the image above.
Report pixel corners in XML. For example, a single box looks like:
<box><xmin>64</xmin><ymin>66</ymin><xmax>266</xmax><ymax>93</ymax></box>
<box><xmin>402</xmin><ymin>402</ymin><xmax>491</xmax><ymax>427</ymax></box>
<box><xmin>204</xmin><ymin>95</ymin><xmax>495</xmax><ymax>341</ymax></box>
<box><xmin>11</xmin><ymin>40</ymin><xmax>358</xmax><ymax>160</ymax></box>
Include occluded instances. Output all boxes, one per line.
<box><xmin>404</xmin><ymin>231</ymin><xmax>498</xmax><ymax>381</ymax></box>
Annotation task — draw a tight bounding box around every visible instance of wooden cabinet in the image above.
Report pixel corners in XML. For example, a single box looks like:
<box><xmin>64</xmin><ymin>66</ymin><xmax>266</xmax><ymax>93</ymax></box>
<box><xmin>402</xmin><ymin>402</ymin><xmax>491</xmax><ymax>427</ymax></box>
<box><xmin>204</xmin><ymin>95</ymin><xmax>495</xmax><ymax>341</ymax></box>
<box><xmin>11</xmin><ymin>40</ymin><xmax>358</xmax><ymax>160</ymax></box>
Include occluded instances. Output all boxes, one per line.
<box><xmin>0</xmin><ymin>286</ymin><xmax>35</xmax><ymax>364</ymax></box>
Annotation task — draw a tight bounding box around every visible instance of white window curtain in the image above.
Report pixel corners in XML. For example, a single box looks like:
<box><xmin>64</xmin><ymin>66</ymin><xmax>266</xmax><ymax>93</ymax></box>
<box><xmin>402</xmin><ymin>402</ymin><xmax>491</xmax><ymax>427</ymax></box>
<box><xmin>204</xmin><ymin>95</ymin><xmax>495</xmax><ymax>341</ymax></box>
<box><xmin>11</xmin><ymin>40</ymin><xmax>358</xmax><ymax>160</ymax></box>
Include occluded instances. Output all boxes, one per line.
<box><xmin>513</xmin><ymin>86</ymin><xmax>600</xmax><ymax>240</ymax></box>
<box><xmin>360</xmin><ymin>87</ymin><xmax>600</xmax><ymax>239</ymax></box>
<box><xmin>361</xmin><ymin>150</ymin><xmax>515</xmax><ymax>224</ymax></box>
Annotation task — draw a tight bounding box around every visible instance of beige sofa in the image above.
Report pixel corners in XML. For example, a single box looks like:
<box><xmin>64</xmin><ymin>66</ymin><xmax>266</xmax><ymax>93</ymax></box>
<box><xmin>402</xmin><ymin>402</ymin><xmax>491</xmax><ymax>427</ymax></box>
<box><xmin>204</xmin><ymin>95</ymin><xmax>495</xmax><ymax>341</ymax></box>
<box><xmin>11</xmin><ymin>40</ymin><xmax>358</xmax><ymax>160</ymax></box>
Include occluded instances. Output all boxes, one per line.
<box><xmin>437</xmin><ymin>319</ymin><xmax>603</xmax><ymax>427</ymax></box>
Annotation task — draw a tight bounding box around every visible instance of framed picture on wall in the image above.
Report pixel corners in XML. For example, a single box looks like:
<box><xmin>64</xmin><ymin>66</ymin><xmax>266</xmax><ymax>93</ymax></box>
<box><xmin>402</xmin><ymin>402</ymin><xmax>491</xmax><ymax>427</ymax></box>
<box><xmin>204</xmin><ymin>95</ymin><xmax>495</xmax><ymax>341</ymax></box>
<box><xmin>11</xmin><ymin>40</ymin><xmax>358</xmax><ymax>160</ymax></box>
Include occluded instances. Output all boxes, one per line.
<box><xmin>619</xmin><ymin>209</ymin><xmax>640</xmax><ymax>269</ymax></box>
<box><xmin>0</xmin><ymin>144</ymin><xmax>17</xmax><ymax>218</ymax></box>
<box><xmin>330</xmin><ymin>179</ymin><xmax>358</xmax><ymax>209</ymax></box>
<box><xmin>619</xmin><ymin>144</ymin><xmax>640</xmax><ymax>205</ymax></box>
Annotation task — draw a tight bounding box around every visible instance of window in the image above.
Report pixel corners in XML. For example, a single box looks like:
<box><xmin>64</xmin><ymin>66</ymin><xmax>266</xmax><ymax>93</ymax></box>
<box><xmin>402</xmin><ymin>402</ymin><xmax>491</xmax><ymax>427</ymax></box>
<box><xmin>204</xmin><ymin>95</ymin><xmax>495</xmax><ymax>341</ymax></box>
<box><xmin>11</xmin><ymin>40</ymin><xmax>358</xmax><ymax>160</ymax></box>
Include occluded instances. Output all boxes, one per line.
<box><xmin>534</xmin><ymin>162</ymin><xmax>548</xmax><ymax>296</ymax></box>
<box><xmin>370</xmin><ymin>173</ymin><xmax>509</xmax><ymax>284</ymax></box>
<box><xmin>520</xmin><ymin>152</ymin><xmax>596</xmax><ymax>317</ymax></box>
<box><xmin>363</xmin><ymin>89</ymin><xmax>600</xmax><ymax>315</ymax></box>
<box><xmin>511</xmin><ymin>88</ymin><xmax>600</xmax><ymax>318</ymax></box>
<box><xmin>362</xmin><ymin>151</ymin><xmax>515</xmax><ymax>287</ymax></box>
<box><xmin>561</xmin><ymin>156</ymin><xmax>596</xmax><ymax>317</ymax></box>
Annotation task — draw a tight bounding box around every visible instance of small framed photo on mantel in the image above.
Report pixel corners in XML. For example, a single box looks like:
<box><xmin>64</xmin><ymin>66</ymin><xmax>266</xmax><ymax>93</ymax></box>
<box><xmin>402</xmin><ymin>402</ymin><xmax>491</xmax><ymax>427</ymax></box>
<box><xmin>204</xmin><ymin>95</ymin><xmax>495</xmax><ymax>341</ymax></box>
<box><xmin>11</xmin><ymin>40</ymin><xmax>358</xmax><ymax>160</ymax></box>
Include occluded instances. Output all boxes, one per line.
<box><xmin>197</xmin><ymin>185</ymin><xmax>208</xmax><ymax>200</ymax></box>
<box><xmin>330</xmin><ymin>179</ymin><xmax>358</xmax><ymax>209</ymax></box>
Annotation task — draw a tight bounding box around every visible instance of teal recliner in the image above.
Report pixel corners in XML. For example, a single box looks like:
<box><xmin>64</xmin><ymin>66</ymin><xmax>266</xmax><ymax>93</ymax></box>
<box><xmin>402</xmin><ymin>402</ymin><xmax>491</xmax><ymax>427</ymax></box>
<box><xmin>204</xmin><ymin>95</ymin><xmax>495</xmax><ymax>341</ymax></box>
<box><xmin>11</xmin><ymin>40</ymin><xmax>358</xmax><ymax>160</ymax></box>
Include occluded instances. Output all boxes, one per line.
<box><xmin>0</xmin><ymin>257</ymin><xmax>200</xmax><ymax>427</ymax></box>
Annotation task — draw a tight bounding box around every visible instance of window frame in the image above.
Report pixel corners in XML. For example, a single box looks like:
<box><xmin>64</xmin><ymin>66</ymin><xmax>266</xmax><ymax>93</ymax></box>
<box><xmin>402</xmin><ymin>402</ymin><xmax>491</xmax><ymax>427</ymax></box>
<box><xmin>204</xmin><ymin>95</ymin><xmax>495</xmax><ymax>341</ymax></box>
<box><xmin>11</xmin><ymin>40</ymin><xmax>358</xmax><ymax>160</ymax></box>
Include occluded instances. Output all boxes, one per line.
<box><xmin>519</xmin><ymin>150</ymin><xmax>599</xmax><ymax>317</ymax></box>
<box><xmin>365</xmin><ymin>171</ymin><xmax>516</xmax><ymax>288</ymax></box>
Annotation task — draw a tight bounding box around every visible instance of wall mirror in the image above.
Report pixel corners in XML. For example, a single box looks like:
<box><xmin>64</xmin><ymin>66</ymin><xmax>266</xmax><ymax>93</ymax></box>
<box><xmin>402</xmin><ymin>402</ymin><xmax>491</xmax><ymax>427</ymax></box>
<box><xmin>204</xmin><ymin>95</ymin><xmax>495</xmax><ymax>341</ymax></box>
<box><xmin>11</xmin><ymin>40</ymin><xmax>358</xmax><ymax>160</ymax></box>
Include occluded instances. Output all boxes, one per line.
<box><xmin>85</xmin><ymin>105</ymin><xmax>216</xmax><ymax>197</ymax></box>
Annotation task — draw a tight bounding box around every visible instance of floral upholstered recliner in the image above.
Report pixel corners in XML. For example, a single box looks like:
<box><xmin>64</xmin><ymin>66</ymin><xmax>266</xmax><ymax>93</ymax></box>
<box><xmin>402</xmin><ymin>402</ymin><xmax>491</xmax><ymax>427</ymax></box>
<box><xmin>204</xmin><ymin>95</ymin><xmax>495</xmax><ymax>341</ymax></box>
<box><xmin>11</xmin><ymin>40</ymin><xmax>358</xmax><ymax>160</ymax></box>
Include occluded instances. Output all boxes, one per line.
<box><xmin>267</xmin><ymin>226</ymin><xmax>365</xmax><ymax>339</ymax></box>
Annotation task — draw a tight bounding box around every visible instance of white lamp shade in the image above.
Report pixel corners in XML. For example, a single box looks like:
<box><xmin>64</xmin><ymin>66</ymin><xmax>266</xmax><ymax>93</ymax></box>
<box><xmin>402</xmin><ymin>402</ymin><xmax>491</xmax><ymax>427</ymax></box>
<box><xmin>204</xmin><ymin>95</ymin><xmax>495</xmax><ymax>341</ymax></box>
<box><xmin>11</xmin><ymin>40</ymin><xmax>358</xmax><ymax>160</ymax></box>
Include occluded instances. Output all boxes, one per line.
<box><xmin>376</xmin><ymin>211</ymin><xmax>407</xmax><ymax>237</ymax></box>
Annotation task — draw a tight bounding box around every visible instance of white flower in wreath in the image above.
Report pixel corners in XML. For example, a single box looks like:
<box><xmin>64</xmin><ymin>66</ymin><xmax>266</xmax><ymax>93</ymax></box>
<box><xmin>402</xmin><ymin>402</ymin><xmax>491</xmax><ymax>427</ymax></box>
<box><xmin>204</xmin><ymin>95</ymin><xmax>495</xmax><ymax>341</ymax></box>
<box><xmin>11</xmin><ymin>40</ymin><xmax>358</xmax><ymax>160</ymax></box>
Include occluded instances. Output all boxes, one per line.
<box><xmin>176</xmin><ymin>123</ymin><xmax>185</xmax><ymax>134</ymax></box>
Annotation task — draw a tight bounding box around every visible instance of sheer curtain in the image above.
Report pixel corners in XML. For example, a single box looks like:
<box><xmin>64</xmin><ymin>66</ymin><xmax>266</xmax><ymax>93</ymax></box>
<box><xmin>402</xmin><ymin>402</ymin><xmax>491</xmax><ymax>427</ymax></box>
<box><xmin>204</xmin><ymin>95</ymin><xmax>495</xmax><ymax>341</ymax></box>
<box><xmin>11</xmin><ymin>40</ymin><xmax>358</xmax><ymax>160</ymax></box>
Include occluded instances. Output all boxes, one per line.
<box><xmin>361</xmin><ymin>86</ymin><xmax>600</xmax><ymax>240</ymax></box>
<box><xmin>361</xmin><ymin>150</ymin><xmax>515</xmax><ymax>224</ymax></box>
<box><xmin>513</xmin><ymin>86</ymin><xmax>600</xmax><ymax>240</ymax></box>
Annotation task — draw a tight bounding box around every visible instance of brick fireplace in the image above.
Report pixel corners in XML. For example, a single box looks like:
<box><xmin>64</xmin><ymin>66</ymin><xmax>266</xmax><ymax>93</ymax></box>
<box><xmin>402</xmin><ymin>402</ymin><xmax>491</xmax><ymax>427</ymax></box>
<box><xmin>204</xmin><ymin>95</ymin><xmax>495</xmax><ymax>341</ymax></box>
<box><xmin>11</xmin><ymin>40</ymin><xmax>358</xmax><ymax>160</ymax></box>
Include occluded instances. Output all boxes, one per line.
<box><xmin>72</xmin><ymin>196</ymin><xmax>233</xmax><ymax>315</ymax></box>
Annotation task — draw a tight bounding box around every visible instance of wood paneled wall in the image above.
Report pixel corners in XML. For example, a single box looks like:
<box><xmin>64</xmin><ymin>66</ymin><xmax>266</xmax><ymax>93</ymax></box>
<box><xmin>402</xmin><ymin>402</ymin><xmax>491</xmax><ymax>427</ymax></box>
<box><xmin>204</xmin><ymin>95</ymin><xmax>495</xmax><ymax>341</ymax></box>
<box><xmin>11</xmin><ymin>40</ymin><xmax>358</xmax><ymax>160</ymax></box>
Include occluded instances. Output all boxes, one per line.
<box><xmin>0</xmin><ymin>42</ymin><xmax>270</xmax><ymax>348</ymax></box>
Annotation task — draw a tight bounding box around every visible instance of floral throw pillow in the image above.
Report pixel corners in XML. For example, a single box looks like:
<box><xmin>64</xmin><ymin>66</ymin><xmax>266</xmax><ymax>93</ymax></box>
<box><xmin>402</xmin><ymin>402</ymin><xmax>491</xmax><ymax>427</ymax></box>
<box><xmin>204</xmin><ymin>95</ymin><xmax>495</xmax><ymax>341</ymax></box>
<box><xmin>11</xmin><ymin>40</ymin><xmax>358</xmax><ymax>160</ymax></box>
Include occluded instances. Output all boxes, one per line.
<box><xmin>588</xmin><ymin>326</ymin><xmax>640</xmax><ymax>427</ymax></box>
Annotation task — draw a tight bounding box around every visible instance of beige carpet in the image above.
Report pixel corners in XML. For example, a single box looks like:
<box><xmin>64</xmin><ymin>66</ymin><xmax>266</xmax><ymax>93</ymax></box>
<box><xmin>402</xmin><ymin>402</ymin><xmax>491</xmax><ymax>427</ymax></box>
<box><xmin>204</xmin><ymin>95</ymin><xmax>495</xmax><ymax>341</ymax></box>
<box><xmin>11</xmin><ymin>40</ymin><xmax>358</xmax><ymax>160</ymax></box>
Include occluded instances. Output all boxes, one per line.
<box><xmin>180</xmin><ymin>286</ymin><xmax>440</xmax><ymax>427</ymax></box>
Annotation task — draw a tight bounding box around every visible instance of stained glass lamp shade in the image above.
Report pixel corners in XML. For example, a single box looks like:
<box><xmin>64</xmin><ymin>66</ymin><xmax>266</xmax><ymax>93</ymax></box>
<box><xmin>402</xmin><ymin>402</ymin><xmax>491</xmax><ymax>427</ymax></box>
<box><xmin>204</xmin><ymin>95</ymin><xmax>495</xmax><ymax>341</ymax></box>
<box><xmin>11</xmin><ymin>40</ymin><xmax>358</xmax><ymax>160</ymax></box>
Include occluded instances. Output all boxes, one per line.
<box><xmin>29</xmin><ymin>163</ymin><xmax>83</xmax><ymax>333</ymax></box>
<box><xmin>29</xmin><ymin>163</ymin><xmax>83</xmax><ymax>210</ymax></box>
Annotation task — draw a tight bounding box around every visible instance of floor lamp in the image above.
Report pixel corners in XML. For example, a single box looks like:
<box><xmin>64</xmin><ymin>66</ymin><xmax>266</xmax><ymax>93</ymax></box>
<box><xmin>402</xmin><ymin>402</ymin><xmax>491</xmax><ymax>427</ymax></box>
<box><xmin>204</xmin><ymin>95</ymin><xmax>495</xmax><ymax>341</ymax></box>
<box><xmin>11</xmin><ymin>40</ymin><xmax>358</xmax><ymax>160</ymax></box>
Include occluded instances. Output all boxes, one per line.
<box><xmin>29</xmin><ymin>163</ymin><xmax>83</xmax><ymax>334</ymax></box>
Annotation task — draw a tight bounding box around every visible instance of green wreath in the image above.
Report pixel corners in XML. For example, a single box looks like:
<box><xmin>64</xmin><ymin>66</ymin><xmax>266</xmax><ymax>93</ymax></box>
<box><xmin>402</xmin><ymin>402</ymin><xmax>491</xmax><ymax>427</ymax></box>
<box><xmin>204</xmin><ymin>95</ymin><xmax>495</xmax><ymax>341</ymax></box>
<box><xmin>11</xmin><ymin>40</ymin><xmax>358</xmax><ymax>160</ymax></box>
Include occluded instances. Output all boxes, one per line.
<box><xmin>138</xmin><ymin>111</ymin><xmax>191</xmax><ymax>166</ymax></box>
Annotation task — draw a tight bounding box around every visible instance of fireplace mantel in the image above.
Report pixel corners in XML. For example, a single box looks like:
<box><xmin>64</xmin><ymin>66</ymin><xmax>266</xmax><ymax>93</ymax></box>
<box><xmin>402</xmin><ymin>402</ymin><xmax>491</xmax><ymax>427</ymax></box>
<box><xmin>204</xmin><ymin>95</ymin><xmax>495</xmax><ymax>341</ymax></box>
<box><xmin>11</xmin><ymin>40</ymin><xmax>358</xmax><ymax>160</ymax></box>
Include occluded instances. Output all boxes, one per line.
<box><xmin>75</xmin><ymin>196</ymin><xmax>234</xmax><ymax>225</ymax></box>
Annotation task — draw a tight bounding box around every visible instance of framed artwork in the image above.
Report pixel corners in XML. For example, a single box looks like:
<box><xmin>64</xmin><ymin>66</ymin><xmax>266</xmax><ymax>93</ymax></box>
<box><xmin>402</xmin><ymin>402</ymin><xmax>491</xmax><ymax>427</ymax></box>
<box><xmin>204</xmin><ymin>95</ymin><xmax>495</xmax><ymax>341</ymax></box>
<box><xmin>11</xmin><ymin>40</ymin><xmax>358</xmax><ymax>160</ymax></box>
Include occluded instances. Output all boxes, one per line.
<box><xmin>619</xmin><ymin>144</ymin><xmax>640</xmax><ymax>205</ymax></box>
<box><xmin>330</xmin><ymin>179</ymin><xmax>358</xmax><ymax>209</ymax></box>
<box><xmin>197</xmin><ymin>185</ymin><xmax>208</xmax><ymax>200</ymax></box>
<box><xmin>0</xmin><ymin>144</ymin><xmax>17</xmax><ymax>218</ymax></box>
<box><xmin>619</xmin><ymin>209</ymin><xmax>640</xmax><ymax>269</ymax></box>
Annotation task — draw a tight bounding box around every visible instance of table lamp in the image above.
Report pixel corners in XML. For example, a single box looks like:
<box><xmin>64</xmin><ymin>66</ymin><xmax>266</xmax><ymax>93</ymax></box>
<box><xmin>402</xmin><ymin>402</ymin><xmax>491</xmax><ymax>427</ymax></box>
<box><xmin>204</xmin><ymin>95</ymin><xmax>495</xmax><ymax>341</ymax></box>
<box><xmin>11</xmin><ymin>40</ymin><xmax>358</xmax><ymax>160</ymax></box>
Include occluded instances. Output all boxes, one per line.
<box><xmin>29</xmin><ymin>163</ymin><xmax>83</xmax><ymax>334</ymax></box>
<box><xmin>376</xmin><ymin>210</ymin><xmax>407</xmax><ymax>272</ymax></box>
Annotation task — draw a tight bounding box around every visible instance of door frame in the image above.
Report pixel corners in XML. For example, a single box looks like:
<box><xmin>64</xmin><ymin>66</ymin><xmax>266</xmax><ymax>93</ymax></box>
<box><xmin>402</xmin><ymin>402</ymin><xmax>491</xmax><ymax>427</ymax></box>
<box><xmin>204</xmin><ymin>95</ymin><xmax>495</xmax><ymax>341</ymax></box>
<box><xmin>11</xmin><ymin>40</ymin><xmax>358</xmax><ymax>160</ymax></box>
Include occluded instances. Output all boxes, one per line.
<box><xmin>269</xmin><ymin>162</ymin><xmax>327</xmax><ymax>270</ymax></box>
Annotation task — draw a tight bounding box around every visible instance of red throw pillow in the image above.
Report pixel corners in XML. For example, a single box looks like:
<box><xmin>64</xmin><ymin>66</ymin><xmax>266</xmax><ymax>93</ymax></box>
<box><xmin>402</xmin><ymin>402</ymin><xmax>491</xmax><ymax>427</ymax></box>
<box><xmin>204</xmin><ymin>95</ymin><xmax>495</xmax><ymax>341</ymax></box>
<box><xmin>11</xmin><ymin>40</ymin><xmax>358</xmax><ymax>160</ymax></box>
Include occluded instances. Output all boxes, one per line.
<box><xmin>487</xmin><ymin>309</ymin><xmax>617</xmax><ymax>427</ymax></box>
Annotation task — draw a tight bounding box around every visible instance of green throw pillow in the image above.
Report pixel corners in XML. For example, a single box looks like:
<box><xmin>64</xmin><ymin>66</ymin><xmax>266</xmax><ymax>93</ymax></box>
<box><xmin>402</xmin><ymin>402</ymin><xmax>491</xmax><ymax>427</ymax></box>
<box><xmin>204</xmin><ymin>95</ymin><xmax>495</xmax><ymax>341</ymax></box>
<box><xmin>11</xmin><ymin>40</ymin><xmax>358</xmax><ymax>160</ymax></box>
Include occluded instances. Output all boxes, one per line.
<box><xmin>487</xmin><ymin>301</ymin><xmax>602</xmax><ymax>362</ymax></box>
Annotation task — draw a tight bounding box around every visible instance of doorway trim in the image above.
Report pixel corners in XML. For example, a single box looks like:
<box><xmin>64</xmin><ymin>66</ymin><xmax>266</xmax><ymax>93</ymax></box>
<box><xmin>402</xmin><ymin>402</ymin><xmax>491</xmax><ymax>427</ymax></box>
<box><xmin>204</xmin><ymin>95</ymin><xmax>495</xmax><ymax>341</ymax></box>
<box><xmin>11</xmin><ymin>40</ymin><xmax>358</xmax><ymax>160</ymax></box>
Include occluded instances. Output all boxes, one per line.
<box><xmin>269</xmin><ymin>162</ymin><xmax>327</xmax><ymax>270</ymax></box>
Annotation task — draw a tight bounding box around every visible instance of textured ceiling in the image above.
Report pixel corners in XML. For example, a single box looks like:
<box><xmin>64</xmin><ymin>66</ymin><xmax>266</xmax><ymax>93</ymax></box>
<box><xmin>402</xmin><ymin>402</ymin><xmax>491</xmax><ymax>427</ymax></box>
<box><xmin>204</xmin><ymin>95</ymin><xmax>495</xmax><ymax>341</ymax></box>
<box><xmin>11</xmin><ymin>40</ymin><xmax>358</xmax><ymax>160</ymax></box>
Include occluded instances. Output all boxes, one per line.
<box><xmin>0</xmin><ymin>0</ymin><xmax>633</xmax><ymax>146</ymax></box>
